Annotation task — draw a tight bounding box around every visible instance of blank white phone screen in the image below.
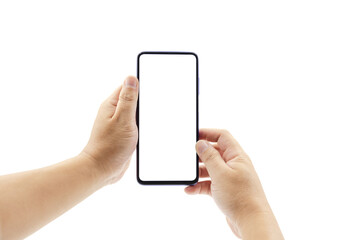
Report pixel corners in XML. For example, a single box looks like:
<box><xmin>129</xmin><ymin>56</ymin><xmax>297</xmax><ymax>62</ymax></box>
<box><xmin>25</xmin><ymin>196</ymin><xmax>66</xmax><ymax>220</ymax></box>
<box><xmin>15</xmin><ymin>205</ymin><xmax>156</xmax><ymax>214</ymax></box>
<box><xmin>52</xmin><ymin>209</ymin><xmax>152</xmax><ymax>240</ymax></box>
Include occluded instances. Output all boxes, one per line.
<box><xmin>138</xmin><ymin>53</ymin><xmax>198</xmax><ymax>182</ymax></box>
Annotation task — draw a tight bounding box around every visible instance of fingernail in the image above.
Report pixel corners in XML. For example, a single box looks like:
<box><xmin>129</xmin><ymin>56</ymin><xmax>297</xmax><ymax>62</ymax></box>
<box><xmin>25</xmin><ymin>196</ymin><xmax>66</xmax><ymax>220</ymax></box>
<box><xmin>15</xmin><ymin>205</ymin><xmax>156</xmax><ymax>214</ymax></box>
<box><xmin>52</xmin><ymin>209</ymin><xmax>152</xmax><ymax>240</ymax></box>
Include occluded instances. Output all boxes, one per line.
<box><xmin>197</xmin><ymin>141</ymin><xmax>209</xmax><ymax>154</ymax></box>
<box><xmin>125</xmin><ymin>77</ymin><xmax>137</xmax><ymax>89</ymax></box>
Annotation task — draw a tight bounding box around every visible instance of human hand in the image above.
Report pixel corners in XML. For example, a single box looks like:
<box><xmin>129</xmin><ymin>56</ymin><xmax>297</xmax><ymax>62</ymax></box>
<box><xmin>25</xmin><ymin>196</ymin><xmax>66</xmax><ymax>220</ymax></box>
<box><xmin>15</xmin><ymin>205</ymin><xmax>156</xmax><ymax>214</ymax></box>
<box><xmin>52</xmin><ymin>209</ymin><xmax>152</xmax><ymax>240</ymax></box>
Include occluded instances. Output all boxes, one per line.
<box><xmin>82</xmin><ymin>76</ymin><xmax>139</xmax><ymax>184</ymax></box>
<box><xmin>185</xmin><ymin>129</ymin><xmax>283</xmax><ymax>239</ymax></box>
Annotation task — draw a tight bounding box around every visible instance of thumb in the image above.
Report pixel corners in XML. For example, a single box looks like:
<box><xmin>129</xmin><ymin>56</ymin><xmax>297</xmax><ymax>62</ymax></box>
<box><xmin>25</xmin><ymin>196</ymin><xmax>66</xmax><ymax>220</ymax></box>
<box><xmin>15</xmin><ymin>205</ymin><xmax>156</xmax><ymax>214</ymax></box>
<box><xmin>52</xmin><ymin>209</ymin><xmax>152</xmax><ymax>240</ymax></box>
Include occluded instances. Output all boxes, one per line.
<box><xmin>115</xmin><ymin>76</ymin><xmax>139</xmax><ymax>121</ymax></box>
<box><xmin>196</xmin><ymin>140</ymin><xmax>227</xmax><ymax>179</ymax></box>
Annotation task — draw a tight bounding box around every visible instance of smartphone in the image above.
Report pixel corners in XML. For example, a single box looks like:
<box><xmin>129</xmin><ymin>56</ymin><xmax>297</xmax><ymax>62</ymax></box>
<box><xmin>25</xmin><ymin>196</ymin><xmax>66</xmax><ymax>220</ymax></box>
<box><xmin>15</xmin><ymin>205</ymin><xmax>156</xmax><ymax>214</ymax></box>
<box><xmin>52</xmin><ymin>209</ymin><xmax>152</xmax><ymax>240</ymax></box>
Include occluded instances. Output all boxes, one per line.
<box><xmin>136</xmin><ymin>51</ymin><xmax>199</xmax><ymax>185</ymax></box>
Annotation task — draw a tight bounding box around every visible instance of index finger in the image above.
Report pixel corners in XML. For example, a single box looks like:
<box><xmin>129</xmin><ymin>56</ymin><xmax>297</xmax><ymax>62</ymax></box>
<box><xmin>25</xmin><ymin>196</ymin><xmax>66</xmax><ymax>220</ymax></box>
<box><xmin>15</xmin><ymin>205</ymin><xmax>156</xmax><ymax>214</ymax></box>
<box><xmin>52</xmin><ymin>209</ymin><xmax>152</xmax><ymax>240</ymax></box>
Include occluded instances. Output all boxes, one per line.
<box><xmin>199</xmin><ymin>128</ymin><xmax>244</xmax><ymax>159</ymax></box>
<box><xmin>199</xmin><ymin>128</ymin><xmax>226</xmax><ymax>142</ymax></box>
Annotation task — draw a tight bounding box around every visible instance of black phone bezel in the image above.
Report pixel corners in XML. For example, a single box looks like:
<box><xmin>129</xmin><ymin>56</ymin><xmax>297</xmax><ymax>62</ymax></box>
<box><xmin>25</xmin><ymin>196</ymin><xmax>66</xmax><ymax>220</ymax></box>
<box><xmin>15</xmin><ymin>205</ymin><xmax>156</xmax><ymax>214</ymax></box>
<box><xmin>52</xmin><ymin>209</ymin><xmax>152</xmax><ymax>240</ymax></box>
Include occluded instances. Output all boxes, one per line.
<box><xmin>136</xmin><ymin>51</ymin><xmax>199</xmax><ymax>185</ymax></box>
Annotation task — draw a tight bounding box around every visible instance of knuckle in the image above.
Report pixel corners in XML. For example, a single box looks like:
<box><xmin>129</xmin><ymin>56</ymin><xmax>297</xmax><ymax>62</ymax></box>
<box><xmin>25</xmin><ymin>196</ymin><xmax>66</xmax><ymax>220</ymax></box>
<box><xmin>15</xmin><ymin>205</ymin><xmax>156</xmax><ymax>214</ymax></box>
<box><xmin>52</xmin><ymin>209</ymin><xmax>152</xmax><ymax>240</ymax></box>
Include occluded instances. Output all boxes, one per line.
<box><xmin>112</xmin><ymin>118</ymin><xmax>137</xmax><ymax>136</ymax></box>
<box><xmin>202</xmin><ymin>148</ymin><xmax>218</xmax><ymax>162</ymax></box>
<box><xmin>120</xmin><ymin>91</ymin><xmax>136</xmax><ymax>102</ymax></box>
<box><xmin>121</xmin><ymin>121</ymin><xmax>137</xmax><ymax>132</ymax></box>
<box><xmin>221</xmin><ymin>129</ymin><xmax>230</xmax><ymax>136</ymax></box>
<box><xmin>235</xmin><ymin>152</ymin><xmax>251</xmax><ymax>163</ymax></box>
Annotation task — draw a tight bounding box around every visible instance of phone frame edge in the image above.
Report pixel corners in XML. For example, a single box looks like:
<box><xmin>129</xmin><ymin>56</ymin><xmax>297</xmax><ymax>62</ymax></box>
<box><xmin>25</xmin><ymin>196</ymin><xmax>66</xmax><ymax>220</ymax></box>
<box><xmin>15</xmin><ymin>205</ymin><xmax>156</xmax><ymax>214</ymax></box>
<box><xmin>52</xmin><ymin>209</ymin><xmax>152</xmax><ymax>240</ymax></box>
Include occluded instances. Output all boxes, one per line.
<box><xmin>136</xmin><ymin>51</ymin><xmax>199</xmax><ymax>186</ymax></box>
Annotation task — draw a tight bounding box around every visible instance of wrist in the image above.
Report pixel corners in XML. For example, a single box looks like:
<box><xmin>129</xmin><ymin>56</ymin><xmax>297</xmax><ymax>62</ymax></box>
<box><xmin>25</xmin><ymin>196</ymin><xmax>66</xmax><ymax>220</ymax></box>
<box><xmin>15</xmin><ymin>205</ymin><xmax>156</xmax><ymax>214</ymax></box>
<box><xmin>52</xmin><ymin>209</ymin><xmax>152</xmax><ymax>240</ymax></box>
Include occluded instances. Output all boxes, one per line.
<box><xmin>77</xmin><ymin>151</ymin><xmax>111</xmax><ymax>188</ymax></box>
<box><xmin>236</xmin><ymin>205</ymin><xmax>284</xmax><ymax>240</ymax></box>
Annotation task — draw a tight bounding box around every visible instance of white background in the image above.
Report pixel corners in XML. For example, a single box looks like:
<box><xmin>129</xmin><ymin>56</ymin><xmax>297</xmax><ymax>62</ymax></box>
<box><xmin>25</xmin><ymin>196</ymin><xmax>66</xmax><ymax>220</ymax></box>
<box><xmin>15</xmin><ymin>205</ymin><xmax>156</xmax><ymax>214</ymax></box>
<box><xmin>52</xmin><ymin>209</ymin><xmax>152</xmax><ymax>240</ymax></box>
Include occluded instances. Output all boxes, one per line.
<box><xmin>139</xmin><ymin>54</ymin><xmax>197</xmax><ymax>181</ymax></box>
<box><xmin>0</xmin><ymin>1</ymin><xmax>345</xmax><ymax>239</ymax></box>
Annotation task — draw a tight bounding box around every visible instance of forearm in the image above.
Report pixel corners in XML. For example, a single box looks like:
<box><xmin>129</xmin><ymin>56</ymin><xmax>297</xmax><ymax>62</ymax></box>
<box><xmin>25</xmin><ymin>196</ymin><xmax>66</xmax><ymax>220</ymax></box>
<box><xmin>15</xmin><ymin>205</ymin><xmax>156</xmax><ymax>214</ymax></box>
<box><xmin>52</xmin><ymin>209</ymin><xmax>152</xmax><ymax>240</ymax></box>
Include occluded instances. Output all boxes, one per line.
<box><xmin>0</xmin><ymin>153</ymin><xmax>107</xmax><ymax>240</ymax></box>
